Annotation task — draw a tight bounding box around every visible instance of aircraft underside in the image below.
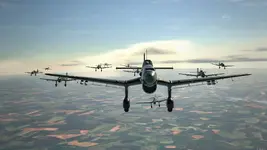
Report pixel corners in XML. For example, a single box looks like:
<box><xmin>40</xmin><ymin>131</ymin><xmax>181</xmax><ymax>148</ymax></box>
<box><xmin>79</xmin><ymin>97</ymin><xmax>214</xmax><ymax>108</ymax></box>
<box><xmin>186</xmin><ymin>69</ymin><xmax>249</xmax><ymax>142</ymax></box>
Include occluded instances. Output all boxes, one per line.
<box><xmin>142</xmin><ymin>84</ymin><xmax>157</xmax><ymax>94</ymax></box>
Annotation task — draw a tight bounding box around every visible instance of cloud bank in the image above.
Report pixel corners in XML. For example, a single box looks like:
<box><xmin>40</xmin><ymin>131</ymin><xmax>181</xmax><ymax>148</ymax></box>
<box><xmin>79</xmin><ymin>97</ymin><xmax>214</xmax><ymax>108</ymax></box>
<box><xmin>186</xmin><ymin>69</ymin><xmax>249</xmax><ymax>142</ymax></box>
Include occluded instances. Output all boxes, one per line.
<box><xmin>243</xmin><ymin>47</ymin><xmax>267</xmax><ymax>52</ymax></box>
<box><xmin>1</xmin><ymin>38</ymin><xmax>267</xmax><ymax>76</ymax></box>
<box><xmin>60</xmin><ymin>60</ymin><xmax>85</xmax><ymax>67</ymax></box>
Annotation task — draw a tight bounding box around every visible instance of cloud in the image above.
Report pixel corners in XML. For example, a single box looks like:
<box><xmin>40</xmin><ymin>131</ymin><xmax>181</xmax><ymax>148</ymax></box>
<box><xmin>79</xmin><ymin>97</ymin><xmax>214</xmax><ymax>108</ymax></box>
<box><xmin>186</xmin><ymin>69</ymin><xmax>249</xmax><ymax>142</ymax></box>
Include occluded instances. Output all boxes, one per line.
<box><xmin>158</xmin><ymin>55</ymin><xmax>267</xmax><ymax>64</ymax></box>
<box><xmin>2</xmin><ymin>38</ymin><xmax>267</xmax><ymax>75</ymax></box>
<box><xmin>0</xmin><ymin>0</ymin><xmax>21</xmax><ymax>9</ymax></box>
<box><xmin>151</xmin><ymin>0</ymin><xmax>181</xmax><ymax>4</ymax></box>
<box><xmin>228</xmin><ymin>0</ymin><xmax>267</xmax><ymax>6</ymax></box>
<box><xmin>243</xmin><ymin>47</ymin><xmax>267</xmax><ymax>52</ymax></box>
<box><xmin>255</xmin><ymin>47</ymin><xmax>267</xmax><ymax>52</ymax></box>
<box><xmin>76</xmin><ymin>40</ymin><xmax>194</xmax><ymax>65</ymax></box>
<box><xmin>133</xmin><ymin>47</ymin><xmax>177</xmax><ymax>55</ymax></box>
<box><xmin>222</xmin><ymin>14</ymin><xmax>231</xmax><ymax>20</ymax></box>
<box><xmin>60</xmin><ymin>60</ymin><xmax>85</xmax><ymax>67</ymax></box>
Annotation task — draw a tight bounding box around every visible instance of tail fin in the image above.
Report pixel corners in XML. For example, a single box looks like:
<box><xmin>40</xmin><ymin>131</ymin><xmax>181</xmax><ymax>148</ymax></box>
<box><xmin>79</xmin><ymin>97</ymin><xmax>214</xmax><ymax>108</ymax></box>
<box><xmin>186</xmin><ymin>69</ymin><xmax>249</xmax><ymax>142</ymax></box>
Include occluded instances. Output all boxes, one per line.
<box><xmin>197</xmin><ymin>68</ymin><xmax>199</xmax><ymax>73</ymax></box>
<box><xmin>143</xmin><ymin>49</ymin><xmax>148</xmax><ymax>61</ymax></box>
<box><xmin>143</xmin><ymin>53</ymin><xmax>146</xmax><ymax>61</ymax></box>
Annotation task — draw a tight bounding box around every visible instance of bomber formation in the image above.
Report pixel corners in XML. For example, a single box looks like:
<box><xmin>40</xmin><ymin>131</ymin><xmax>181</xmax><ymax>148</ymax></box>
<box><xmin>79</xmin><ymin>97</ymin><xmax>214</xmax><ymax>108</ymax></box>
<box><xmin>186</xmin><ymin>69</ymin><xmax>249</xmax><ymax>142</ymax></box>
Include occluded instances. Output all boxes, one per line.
<box><xmin>25</xmin><ymin>51</ymin><xmax>251</xmax><ymax>112</ymax></box>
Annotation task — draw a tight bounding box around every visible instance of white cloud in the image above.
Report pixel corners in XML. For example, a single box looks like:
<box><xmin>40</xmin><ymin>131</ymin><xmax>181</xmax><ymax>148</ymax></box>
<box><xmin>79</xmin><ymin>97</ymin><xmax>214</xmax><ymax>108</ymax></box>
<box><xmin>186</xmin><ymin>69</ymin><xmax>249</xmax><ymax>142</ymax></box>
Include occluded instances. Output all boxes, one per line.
<box><xmin>222</xmin><ymin>14</ymin><xmax>231</xmax><ymax>20</ymax></box>
<box><xmin>76</xmin><ymin>40</ymin><xmax>195</xmax><ymax>69</ymax></box>
<box><xmin>1</xmin><ymin>38</ymin><xmax>267</xmax><ymax>76</ymax></box>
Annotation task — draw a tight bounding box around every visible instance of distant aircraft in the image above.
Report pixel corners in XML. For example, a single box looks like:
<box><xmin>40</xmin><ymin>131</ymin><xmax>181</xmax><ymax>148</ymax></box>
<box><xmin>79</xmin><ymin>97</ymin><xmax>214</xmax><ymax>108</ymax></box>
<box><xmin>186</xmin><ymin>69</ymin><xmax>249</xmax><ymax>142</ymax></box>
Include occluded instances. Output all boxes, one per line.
<box><xmin>25</xmin><ymin>69</ymin><xmax>43</xmax><ymax>76</ymax></box>
<box><xmin>86</xmin><ymin>64</ymin><xmax>112</xmax><ymax>72</ymax></box>
<box><xmin>120</xmin><ymin>64</ymin><xmax>135</xmax><ymax>68</ymax></box>
<box><xmin>136</xmin><ymin>95</ymin><xmax>166</xmax><ymax>108</ymax></box>
<box><xmin>40</xmin><ymin>73</ymin><xmax>74</xmax><ymax>87</ymax></box>
<box><xmin>102</xmin><ymin>63</ymin><xmax>112</xmax><ymax>67</ymax></box>
<box><xmin>45</xmin><ymin>52</ymin><xmax>251</xmax><ymax>112</ymax></box>
<box><xmin>179</xmin><ymin>68</ymin><xmax>224</xmax><ymax>78</ymax></box>
<box><xmin>123</xmin><ymin>69</ymin><xmax>141</xmax><ymax>76</ymax></box>
<box><xmin>119</xmin><ymin>64</ymin><xmax>141</xmax><ymax>76</ymax></box>
<box><xmin>212</xmin><ymin>62</ymin><xmax>234</xmax><ymax>69</ymax></box>
<box><xmin>44</xmin><ymin>67</ymin><xmax>52</xmax><ymax>71</ymax></box>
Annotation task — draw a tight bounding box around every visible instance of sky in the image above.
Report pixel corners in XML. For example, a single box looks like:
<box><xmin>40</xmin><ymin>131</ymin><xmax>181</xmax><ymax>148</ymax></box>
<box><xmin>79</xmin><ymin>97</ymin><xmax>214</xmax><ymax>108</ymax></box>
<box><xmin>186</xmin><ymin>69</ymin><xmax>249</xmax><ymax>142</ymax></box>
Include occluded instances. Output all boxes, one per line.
<box><xmin>0</xmin><ymin>0</ymin><xmax>267</xmax><ymax>75</ymax></box>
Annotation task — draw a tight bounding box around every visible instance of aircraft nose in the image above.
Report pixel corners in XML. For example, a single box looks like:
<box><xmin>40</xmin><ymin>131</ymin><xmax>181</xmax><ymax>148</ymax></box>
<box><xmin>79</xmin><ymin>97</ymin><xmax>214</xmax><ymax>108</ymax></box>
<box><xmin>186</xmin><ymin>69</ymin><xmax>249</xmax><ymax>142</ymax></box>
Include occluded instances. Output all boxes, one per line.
<box><xmin>144</xmin><ymin>71</ymin><xmax>156</xmax><ymax>84</ymax></box>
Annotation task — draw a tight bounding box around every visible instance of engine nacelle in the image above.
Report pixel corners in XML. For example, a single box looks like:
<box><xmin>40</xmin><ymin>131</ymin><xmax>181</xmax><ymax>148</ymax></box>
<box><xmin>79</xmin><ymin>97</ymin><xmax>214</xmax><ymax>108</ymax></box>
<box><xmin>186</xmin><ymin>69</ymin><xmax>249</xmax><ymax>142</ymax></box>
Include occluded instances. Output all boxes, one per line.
<box><xmin>166</xmin><ymin>98</ymin><xmax>174</xmax><ymax>112</ymax></box>
<box><xmin>123</xmin><ymin>99</ymin><xmax>130</xmax><ymax>112</ymax></box>
<box><xmin>211</xmin><ymin>80</ymin><xmax>216</xmax><ymax>85</ymax></box>
<box><xmin>207</xmin><ymin>81</ymin><xmax>211</xmax><ymax>85</ymax></box>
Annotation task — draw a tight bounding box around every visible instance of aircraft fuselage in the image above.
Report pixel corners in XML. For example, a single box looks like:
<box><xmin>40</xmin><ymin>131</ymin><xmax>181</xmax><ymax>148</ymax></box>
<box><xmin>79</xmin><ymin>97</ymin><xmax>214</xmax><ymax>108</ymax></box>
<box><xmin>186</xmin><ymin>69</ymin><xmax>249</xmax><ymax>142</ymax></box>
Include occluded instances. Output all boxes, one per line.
<box><xmin>140</xmin><ymin>59</ymin><xmax>157</xmax><ymax>94</ymax></box>
<box><xmin>198</xmin><ymin>70</ymin><xmax>206</xmax><ymax>78</ymax></box>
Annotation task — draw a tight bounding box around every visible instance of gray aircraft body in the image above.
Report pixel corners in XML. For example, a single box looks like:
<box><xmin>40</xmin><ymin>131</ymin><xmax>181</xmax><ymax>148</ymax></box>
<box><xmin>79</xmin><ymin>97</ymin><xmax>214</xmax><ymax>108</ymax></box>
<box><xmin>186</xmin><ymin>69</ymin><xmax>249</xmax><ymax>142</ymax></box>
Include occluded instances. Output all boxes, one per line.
<box><xmin>120</xmin><ymin>64</ymin><xmax>141</xmax><ymax>76</ymax></box>
<box><xmin>136</xmin><ymin>95</ymin><xmax>167</xmax><ymax>108</ymax></box>
<box><xmin>86</xmin><ymin>63</ymin><xmax>112</xmax><ymax>72</ymax></box>
<box><xmin>25</xmin><ymin>69</ymin><xmax>43</xmax><ymax>76</ymax></box>
<box><xmin>212</xmin><ymin>62</ymin><xmax>234</xmax><ymax>69</ymax></box>
<box><xmin>40</xmin><ymin>73</ymin><xmax>74</xmax><ymax>87</ymax></box>
<box><xmin>44</xmin><ymin>67</ymin><xmax>52</xmax><ymax>70</ymax></box>
<box><xmin>179</xmin><ymin>68</ymin><xmax>224</xmax><ymax>78</ymax></box>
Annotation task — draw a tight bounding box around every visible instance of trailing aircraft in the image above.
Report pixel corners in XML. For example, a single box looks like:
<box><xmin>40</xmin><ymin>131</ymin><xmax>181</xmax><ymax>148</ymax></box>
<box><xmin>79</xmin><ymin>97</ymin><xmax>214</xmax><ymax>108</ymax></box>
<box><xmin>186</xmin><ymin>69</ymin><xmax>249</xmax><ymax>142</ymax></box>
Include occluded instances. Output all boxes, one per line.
<box><xmin>136</xmin><ymin>95</ymin><xmax>167</xmax><ymax>108</ymax></box>
<box><xmin>86</xmin><ymin>63</ymin><xmax>112</xmax><ymax>72</ymax></box>
<box><xmin>123</xmin><ymin>69</ymin><xmax>141</xmax><ymax>76</ymax></box>
<box><xmin>44</xmin><ymin>67</ymin><xmax>52</xmax><ymax>70</ymax></box>
<box><xmin>45</xmin><ymin>52</ymin><xmax>251</xmax><ymax>112</ymax></box>
<box><xmin>179</xmin><ymin>68</ymin><xmax>224</xmax><ymax>78</ymax></box>
<box><xmin>25</xmin><ymin>69</ymin><xmax>43</xmax><ymax>76</ymax></box>
<box><xmin>119</xmin><ymin>64</ymin><xmax>141</xmax><ymax>76</ymax></box>
<box><xmin>212</xmin><ymin>62</ymin><xmax>234</xmax><ymax>69</ymax></box>
<box><xmin>102</xmin><ymin>63</ymin><xmax>112</xmax><ymax>67</ymax></box>
<box><xmin>120</xmin><ymin>64</ymin><xmax>136</xmax><ymax>68</ymax></box>
<box><xmin>40</xmin><ymin>73</ymin><xmax>74</xmax><ymax>87</ymax></box>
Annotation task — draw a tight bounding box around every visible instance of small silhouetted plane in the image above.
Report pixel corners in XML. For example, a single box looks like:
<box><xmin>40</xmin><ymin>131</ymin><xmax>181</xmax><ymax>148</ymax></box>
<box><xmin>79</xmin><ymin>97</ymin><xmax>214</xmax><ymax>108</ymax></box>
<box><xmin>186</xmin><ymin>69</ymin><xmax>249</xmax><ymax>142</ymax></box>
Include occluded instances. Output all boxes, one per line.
<box><xmin>25</xmin><ymin>69</ymin><xmax>43</xmax><ymax>76</ymax></box>
<box><xmin>40</xmin><ymin>73</ymin><xmax>74</xmax><ymax>87</ymax></box>
<box><xmin>136</xmin><ymin>95</ymin><xmax>166</xmax><ymax>108</ymax></box>
<box><xmin>119</xmin><ymin>64</ymin><xmax>141</xmax><ymax>76</ymax></box>
<box><xmin>86</xmin><ymin>63</ymin><xmax>112</xmax><ymax>72</ymax></box>
<box><xmin>120</xmin><ymin>64</ymin><xmax>135</xmax><ymax>68</ymax></box>
<box><xmin>123</xmin><ymin>69</ymin><xmax>141</xmax><ymax>76</ymax></box>
<box><xmin>44</xmin><ymin>67</ymin><xmax>52</xmax><ymax>70</ymax></box>
<box><xmin>212</xmin><ymin>62</ymin><xmax>234</xmax><ymax>69</ymax></box>
<box><xmin>179</xmin><ymin>68</ymin><xmax>224</xmax><ymax>78</ymax></box>
<box><xmin>102</xmin><ymin>63</ymin><xmax>112</xmax><ymax>67</ymax></box>
<box><xmin>45</xmin><ymin>52</ymin><xmax>251</xmax><ymax>112</ymax></box>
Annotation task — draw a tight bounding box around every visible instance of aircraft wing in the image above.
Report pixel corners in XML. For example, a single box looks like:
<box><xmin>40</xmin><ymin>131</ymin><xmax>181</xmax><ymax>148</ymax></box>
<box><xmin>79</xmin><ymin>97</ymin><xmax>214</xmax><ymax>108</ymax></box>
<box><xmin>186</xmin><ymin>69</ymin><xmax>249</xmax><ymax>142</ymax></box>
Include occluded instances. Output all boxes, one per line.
<box><xmin>136</xmin><ymin>101</ymin><xmax>152</xmax><ymax>104</ymax></box>
<box><xmin>116</xmin><ymin>67</ymin><xmax>141</xmax><ymax>70</ymax></box>
<box><xmin>25</xmin><ymin>72</ymin><xmax>32</xmax><ymax>74</ymax></box>
<box><xmin>211</xmin><ymin>63</ymin><xmax>219</xmax><ymax>66</ymax></box>
<box><xmin>86</xmin><ymin>66</ymin><xmax>97</xmax><ymax>69</ymax></box>
<box><xmin>156</xmin><ymin>99</ymin><xmax>167</xmax><ymax>103</ymax></box>
<box><xmin>225</xmin><ymin>65</ymin><xmax>234</xmax><ymax>67</ymax></box>
<box><xmin>179</xmin><ymin>73</ymin><xmax>197</xmax><ymax>77</ymax></box>
<box><xmin>205</xmin><ymin>73</ymin><xmax>225</xmax><ymax>77</ymax></box>
<box><xmin>157</xmin><ymin>74</ymin><xmax>251</xmax><ymax>87</ymax></box>
<box><xmin>123</xmin><ymin>70</ymin><xmax>135</xmax><ymax>73</ymax></box>
<box><xmin>102</xmin><ymin>66</ymin><xmax>112</xmax><ymax>69</ymax></box>
<box><xmin>40</xmin><ymin>78</ymin><xmax>58</xmax><ymax>81</ymax></box>
<box><xmin>154</xmin><ymin>67</ymin><xmax>173</xmax><ymax>70</ymax></box>
<box><xmin>45</xmin><ymin>73</ymin><xmax>141</xmax><ymax>87</ymax></box>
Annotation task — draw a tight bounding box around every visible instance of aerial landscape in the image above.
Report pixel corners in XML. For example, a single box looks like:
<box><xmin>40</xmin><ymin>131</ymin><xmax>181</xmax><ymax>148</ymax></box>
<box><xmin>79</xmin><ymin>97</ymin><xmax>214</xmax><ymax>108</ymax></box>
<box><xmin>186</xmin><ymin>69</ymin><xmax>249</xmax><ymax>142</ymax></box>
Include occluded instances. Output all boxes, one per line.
<box><xmin>1</xmin><ymin>0</ymin><xmax>267</xmax><ymax>149</ymax></box>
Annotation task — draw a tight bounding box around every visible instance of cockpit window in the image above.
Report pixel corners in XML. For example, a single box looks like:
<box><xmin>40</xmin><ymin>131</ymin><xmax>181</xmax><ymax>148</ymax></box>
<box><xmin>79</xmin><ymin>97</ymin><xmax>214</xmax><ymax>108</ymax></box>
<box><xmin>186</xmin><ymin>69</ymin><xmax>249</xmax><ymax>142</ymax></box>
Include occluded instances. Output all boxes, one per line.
<box><xmin>144</xmin><ymin>60</ymin><xmax>153</xmax><ymax>65</ymax></box>
<box><xmin>145</xmin><ymin>68</ymin><xmax>155</xmax><ymax>71</ymax></box>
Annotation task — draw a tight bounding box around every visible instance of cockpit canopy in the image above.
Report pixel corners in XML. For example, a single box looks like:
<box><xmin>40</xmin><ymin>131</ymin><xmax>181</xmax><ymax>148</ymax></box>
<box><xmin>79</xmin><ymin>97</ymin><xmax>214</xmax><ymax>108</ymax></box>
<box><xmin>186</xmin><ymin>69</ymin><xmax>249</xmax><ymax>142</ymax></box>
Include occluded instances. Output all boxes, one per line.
<box><xmin>144</xmin><ymin>60</ymin><xmax>153</xmax><ymax>66</ymax></box>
